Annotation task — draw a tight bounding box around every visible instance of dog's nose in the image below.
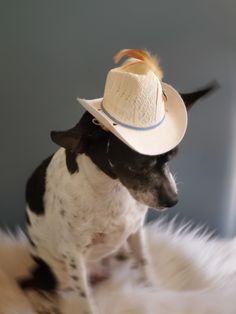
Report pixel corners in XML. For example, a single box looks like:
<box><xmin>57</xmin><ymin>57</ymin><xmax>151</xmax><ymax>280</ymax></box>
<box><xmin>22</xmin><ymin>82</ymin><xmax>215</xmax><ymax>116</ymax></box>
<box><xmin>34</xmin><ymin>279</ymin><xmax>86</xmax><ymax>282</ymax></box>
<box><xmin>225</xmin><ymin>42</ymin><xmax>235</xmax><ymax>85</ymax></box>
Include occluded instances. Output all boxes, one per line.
<box><xmin>162</xmin><ymin>195</ymin><xmax>178</xmax><ymax>208</ymax></box>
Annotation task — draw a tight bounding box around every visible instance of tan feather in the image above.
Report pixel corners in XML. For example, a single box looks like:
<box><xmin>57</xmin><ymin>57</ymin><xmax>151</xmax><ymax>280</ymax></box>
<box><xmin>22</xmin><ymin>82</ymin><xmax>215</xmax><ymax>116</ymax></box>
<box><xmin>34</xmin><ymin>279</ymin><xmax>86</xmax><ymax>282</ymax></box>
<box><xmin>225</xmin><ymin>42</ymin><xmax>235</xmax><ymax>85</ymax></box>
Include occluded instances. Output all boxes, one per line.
<box><xmin>114</xmin><ymin>49</ymin><xmax>163</xmax><ymax>80</ymax></box>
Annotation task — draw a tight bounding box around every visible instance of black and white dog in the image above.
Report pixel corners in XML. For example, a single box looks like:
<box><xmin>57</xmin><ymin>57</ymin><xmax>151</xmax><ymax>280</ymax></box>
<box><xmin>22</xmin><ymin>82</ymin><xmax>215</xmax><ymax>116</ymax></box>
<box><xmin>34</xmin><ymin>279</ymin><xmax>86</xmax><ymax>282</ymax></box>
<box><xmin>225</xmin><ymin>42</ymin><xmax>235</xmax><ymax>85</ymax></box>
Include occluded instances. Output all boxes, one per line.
<box><xmin>20</xmin><ymin>84</ymin><xmax>216</xmax><ymax>314</ymax></box>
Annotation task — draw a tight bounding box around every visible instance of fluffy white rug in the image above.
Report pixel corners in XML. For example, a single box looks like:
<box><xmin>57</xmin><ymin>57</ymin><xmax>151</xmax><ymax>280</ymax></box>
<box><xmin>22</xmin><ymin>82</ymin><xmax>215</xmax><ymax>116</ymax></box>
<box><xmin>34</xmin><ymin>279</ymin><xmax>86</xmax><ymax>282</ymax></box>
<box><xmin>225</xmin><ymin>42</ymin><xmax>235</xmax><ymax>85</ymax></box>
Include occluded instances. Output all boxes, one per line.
<box><xmin>1</xmin><ymin>219</ymin><xmax>236</xmax><ymax>314</ymax></box>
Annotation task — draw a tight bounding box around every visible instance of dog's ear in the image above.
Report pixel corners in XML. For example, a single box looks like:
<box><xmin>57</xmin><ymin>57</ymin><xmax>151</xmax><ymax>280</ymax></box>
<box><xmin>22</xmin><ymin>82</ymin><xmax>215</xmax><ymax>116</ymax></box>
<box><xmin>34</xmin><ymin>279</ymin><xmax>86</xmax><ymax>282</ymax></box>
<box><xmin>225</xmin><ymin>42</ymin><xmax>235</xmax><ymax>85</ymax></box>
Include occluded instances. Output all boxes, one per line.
<box><xmin>50</xmin><ymin>112</ymin><xmax>94</xmax><ymax>153</ymax></box>
<box><xmin>51</xmin><ymin>129</ymin><xmax>81</xmax><ymax>152</ymax></box>
<box><xmin>180</xmin><ymin>81</ymin><xmax>219</xmax><ymax>111</ymax></box>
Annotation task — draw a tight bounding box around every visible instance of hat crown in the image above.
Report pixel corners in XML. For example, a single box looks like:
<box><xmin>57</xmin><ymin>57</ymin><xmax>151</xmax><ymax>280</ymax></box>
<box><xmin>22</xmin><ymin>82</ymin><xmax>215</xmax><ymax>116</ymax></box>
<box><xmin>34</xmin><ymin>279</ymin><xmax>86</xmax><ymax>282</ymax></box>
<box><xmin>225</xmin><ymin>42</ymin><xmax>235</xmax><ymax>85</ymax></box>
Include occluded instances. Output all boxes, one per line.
<box><xmin>103</xmin><ymin>65</ymin><xmax>165</xmax><ymax>129</ymax></box>
<box><xmin>77</xmin><ymin>49</ymin><xmax>188</xmax><ymax>156</ymax></box>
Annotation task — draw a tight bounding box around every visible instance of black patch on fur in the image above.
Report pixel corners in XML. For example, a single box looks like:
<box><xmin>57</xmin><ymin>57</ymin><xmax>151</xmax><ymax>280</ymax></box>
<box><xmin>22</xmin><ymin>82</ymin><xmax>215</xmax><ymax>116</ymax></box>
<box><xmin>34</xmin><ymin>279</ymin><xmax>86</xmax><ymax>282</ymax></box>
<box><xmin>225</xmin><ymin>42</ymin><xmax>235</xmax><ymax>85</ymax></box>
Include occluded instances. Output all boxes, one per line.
<box><xmin>70</xmin><ymin>262</ymin><xmax>76</xmax><ymax>269</ymax></box>
<box><xmin>26</xmin><ymin>155</ymin><xmax>53</xmax><ymax>215</ymax></box>
<box><xmin>115</xmin><ymin>252</ymin><xmax>129</xmax><ymax>261</ymax></box>
<box><xmin>25</xmin><ymin>212</ymin><xmax>31</xmax><ymax>226</ymax></box>
<box><xmin>106</xmin><ymin>134</ymin><xmax>180</xmax><ymax>208</ymax></box>
<box><xmin>65</xmin><ymin>149</ymin><xmax>79</xmax><ymax>174</ymax></box>
<box><xmin>80</xmin><ymin>291</ymin><xmax>86</xmax><ymax>298</ymax></box>
<box><xmin>28</xmin><ymin>236</ymin><xmax>36</xmax><ymax>247</ymax></box>
<box><xmin>68</xmin><ymin>222</ymin><xmax>73</xmax><ymax>229</ymax></box>
<box><xmin>60</xmin><ymin>209</ymin><xmax>66</xmax><ymax>217</ymax></box>
<box><xmin>71</xmin><ymin>275</ymin><xmax>79</xmax><ymax>281</ymax></box>
<box><xmin>19</xmin><ymin>256</ymin><xmax>58</xmax><ymax>292</ymax></box>
<box><xmin>108</xmin><ymin>133</ymin><xmax>178</xmax><ymax>180</ymax></box>
<box><xmin>85</xmin><ymin>136</ymin><xmax>117</xmax><ymax>179</ymax></box>
<box><xmin>51</xmin><ymin>112</ymin><xmax>117</xmax><ymax>179</ymax></box>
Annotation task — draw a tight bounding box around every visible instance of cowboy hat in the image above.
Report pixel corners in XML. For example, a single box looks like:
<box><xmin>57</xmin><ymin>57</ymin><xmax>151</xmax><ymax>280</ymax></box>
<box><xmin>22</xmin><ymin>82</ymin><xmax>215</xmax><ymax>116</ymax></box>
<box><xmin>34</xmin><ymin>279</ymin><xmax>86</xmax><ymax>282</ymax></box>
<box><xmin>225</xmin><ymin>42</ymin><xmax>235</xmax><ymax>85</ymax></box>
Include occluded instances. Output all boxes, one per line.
<box><xmin>77</xmin><ymin>49</ymin><xmax>187</xmax><ymax>156</ymax></box>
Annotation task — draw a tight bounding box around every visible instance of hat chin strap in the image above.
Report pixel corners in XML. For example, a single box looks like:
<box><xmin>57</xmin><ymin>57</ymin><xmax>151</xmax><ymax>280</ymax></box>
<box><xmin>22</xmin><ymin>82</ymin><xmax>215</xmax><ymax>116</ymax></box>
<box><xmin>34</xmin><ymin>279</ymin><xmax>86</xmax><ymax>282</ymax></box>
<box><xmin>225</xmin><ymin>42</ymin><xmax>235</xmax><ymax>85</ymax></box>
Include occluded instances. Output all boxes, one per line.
<box><xmin>105</xmin><ymin>136</ymin><xmax>120</xmax><ymax>180</ymax></box>
<box><xmin>106</xmin><ymin>137</ymin><xmax>114</xmax><ymax>169</ymax></box>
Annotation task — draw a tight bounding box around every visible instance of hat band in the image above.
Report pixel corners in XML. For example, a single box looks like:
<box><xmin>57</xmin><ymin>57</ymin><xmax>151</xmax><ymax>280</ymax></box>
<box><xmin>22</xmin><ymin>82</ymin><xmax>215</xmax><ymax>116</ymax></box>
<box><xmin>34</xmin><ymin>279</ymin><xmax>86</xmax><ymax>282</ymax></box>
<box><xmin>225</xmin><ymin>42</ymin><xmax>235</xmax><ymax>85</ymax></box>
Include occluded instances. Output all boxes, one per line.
<box><xmin>101</xmin><ymin>102</ymin><xmax>165</xmax><ymax>130</ymax></box>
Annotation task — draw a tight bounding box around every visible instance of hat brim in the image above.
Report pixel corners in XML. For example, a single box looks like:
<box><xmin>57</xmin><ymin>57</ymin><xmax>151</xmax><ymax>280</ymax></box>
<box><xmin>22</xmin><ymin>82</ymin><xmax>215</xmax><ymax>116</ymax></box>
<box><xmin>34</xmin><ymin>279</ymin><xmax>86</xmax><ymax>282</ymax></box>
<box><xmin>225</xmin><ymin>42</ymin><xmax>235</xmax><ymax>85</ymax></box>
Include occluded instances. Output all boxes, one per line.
<box><xmin>77</xmin><ymin>83</ymin><xmax>187</xmax><ymax>156</ymax></box>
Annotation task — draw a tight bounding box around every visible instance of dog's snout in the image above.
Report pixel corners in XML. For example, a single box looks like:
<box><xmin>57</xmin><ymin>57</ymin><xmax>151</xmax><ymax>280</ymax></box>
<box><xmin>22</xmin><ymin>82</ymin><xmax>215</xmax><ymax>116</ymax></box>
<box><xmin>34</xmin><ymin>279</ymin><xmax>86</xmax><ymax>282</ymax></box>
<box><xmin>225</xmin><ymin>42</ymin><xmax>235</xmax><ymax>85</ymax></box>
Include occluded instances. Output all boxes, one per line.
<box><xmin>158</xmin><ymin>173</ymin><xmax>178</xmax><ymax>208</ymax></box>
<box><xmin>162</xmin><ymin>196</ymin><xmax>178</xmax><ymax>208</ymax></box>
<box><xmin>159</xmin><ymin>189</ymin><xmax>178</xmax><ymax>208</ymax></box>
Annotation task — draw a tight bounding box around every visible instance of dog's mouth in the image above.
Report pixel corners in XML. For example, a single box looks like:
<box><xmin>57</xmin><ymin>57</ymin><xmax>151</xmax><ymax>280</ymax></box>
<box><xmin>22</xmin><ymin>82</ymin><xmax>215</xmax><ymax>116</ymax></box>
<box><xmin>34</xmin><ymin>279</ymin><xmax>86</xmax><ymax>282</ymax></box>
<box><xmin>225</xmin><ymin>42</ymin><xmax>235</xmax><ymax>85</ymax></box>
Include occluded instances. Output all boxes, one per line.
<box><xmin>126</xmin><ymin>188</ymin><xmax>170</xmax><ymax>211</ymax></box>
<box><xmin>154</xmin><ymin>206</ymin><xmax>168</xmax><ymax>212</ymax></box>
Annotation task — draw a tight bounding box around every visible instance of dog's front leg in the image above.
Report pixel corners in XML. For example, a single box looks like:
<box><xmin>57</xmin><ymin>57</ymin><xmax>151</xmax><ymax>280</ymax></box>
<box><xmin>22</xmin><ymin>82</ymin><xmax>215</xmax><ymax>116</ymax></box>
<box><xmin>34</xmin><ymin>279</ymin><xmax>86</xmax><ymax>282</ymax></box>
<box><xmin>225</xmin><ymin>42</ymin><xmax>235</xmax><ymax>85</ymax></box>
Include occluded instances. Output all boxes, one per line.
<box><xmin>128</xmin><ymin>228</ymin><xmax>154</xmax><ymax>286</ymax></box>
<box><xmin>64</xmin><ymin>251</ymin><xmax>99</xmax><ymax>314</ymax></box>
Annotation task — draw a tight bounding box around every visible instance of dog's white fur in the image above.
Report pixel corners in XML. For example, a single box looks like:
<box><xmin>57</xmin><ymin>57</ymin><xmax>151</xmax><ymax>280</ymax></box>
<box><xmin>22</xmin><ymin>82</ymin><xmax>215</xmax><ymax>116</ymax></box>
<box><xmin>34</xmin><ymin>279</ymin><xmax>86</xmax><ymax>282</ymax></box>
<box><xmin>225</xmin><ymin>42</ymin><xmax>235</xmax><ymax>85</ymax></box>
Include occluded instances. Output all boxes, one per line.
<box><xmin>27</xmin><ymin>149</ymin><xmax>154</xmax><ymax>313</ymax></box>
<box><xmin>1</xmin><ymin>221</ymin><xmax>236</xmax><ymax>314</ymax></box>
<box><xmin>28</xmin><ymin>150</ymin><xmax>147</xmax><ymax>261</ymax></box>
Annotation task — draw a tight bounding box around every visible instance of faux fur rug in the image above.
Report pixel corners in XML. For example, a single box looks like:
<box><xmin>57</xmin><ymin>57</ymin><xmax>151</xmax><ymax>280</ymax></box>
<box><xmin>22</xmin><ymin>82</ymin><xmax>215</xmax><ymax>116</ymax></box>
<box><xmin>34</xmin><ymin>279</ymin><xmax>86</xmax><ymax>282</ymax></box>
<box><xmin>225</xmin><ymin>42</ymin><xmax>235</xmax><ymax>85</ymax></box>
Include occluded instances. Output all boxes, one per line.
<box><xmin>1</xmin><ymin>220</ymin><xmax>236</xmax><ymax>314</ymax></box>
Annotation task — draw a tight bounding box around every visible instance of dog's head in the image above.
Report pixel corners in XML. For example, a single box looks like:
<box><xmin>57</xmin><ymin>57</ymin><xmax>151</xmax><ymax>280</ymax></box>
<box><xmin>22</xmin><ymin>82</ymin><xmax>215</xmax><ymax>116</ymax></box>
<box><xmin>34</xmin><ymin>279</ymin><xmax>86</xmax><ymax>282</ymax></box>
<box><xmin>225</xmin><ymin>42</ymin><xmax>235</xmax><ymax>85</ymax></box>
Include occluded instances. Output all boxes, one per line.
<box><xmin>51</xmin><ymin>83</ymin><xmax>217</xmax><ymax>210</ymax></box>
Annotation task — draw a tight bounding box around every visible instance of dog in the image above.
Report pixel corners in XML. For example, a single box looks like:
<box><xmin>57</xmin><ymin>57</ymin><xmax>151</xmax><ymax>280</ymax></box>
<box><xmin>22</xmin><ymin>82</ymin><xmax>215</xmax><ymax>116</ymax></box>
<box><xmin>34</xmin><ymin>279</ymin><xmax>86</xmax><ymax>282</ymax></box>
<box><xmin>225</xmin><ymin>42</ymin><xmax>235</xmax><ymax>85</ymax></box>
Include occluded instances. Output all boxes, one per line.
<box><xmin>17</xmin><ymin>82</ymin><xmax>216</xmax><ymax>314</ymax></box>
<box><xmin>19</xmin><ymin>48</ymin><xmax>217</xmax><ymax>314</ymax></box>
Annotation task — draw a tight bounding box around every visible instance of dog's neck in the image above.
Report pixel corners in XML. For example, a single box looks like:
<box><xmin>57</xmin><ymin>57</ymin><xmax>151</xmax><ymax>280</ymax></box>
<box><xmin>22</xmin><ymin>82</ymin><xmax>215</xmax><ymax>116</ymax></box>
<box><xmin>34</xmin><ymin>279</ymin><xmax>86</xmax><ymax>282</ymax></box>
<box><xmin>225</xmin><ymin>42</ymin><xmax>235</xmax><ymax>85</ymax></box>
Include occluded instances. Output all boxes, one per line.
<box><xmin>77</xmin><ymin>154</ymin><xmax>121</xmax><ymax>194</ymax></box>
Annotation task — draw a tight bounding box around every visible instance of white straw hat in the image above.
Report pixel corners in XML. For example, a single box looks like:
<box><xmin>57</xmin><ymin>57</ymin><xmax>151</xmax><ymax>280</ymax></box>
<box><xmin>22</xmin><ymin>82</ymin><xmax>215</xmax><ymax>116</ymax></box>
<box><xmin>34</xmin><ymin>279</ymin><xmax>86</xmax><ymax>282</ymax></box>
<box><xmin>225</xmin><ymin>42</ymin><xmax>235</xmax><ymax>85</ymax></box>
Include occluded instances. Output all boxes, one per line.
<box><xmin>77</xmin><ymin>49</ymin><xmax>188</xmax><ymax>156</ymax></box>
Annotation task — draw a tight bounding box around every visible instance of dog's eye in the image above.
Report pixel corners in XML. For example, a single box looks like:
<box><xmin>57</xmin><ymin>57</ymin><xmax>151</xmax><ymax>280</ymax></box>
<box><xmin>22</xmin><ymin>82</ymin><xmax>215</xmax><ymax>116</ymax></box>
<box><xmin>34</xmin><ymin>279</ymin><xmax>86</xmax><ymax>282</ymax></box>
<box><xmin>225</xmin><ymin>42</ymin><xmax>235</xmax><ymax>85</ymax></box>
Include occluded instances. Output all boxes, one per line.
<box><xmin>127</xmin><ymin>165</ymin><xmax>143</xmax><ymax>173</ymax></box>
<box><xmin>127</xmin><ymin>160</ymin><xmax>156</xmax><ymax>173</ymax></box>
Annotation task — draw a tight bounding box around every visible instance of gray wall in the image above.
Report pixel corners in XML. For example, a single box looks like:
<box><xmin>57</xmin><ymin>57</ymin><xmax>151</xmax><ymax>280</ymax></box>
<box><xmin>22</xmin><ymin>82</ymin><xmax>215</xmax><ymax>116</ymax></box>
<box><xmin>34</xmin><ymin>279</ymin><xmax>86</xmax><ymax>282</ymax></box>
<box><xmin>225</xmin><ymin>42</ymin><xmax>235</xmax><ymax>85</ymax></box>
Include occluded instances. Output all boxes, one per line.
<box><xmin>1</xmin><ymin>0</ymin><xmax>236</xmax><ymax>236</ymax></box>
